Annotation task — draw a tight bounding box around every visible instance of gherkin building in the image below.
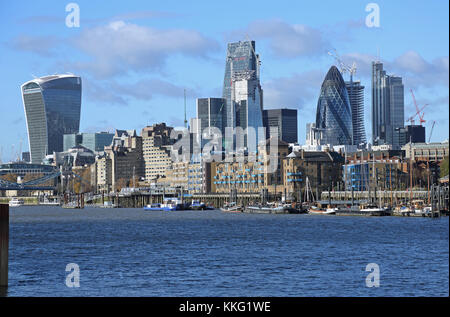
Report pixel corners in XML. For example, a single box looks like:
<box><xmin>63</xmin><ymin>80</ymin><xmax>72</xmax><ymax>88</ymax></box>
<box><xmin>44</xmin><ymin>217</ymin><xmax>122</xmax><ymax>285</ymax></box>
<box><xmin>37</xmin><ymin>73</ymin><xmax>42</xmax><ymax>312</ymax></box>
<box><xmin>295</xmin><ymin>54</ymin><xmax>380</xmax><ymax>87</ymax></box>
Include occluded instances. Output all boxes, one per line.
<box><xmin>315</xmin><ymin>66</ymin><xmax>353</xmax><ymax>146</ymax></box>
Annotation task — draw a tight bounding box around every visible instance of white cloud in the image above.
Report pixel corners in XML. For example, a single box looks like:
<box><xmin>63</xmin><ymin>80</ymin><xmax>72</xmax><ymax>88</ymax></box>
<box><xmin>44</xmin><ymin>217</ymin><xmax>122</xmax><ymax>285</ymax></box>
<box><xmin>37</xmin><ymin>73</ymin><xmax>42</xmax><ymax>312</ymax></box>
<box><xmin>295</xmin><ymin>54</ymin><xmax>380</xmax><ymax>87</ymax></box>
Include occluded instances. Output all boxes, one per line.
<box><xmin>229</xmin><ymin>19</ymin><xmax>328</xmax><ymax>58</ymax></box>
<box><xmin>72</xmin><ymin>20</ymin><xmax>220</xmax><ymax>78</ymax></box>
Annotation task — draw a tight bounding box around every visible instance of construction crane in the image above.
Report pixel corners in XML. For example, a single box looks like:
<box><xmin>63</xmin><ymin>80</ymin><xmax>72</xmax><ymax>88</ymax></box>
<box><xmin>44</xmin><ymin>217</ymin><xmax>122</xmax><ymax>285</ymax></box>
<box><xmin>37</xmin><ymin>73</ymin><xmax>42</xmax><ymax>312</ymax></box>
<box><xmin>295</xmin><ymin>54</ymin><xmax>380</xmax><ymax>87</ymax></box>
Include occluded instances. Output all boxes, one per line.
<box><xmin>428</xmin><ymin>120</ymin><xmax>436</xmax><ymax>143</ymax></box>
<box><xmin>327</xmin><ymin>49</ymin><xmax>357</xmax><ymax>82</ymax></box>
<box><xmin>407</xmin><ymin>89</ymin><xmax>429</xmax><ymax>125</ymax></box>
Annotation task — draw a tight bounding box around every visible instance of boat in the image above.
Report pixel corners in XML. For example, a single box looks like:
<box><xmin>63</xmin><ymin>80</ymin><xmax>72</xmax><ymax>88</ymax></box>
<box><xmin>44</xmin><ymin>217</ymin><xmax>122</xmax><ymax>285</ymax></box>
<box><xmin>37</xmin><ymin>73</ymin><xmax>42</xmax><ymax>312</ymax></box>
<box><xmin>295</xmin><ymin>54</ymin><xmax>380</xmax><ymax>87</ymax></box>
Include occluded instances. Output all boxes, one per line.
<box><xmin>308</xmin><ymin>205</ymin><xmax>337</xmax><ymax>215</ymax></box>
<box><xmin>220</xmin><ymin>202</ymin><xmax>243</xmax><ymax>213</ymax></box>
<box><xmin>244</xmin><ymin>202</ymin><xmax>299</xmax><ymax>214</ymax></box>
<box><xmin>9</xmin><ymin>197</ymin><xmax>24</xmax><ymax>207</ymax></box>
<box><xmin>160</xmin><ymin>198</ymin><xmax>186</xmax><ymax>211</ymax></box>
<box><xmin>143</xmin><ymin>203</ymin><xmax>164</xmax><ymax>211</ymax></box>
<box><xmin>360</xmin><ymin>204</ymin><xmax>390</xmax><ymax>216</ymax></box>
<box><xmin>39</xmin><ymin>196</ymin><xmax>60</xmax><ymax>206</ymax></box>
<box><xmin>191</xmin><ymin>200</ymin><xmax>207</xmax><ymax>210</ymax></box>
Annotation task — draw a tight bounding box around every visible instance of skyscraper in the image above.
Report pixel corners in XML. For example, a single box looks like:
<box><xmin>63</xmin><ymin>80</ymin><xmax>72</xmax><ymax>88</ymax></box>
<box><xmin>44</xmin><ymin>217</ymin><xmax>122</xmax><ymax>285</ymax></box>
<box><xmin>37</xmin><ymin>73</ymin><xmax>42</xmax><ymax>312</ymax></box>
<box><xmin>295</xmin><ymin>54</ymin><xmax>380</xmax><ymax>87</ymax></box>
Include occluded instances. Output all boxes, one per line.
<box><xmin>222</xmin><ymin>41</ymin><xmax>264</xmax><ymax>148</ymax></box>
<box><xmin>371</xmin><ymin>61</ymin><xmax>404</xmax><ymax>148</ymax></box>
<box><xmin>196</xmin><ymin>98</ymin><xmax>226</xmax><ymax>136</ymax></box>
<box><xmin>263</xmin><ymin>108</ymin><xmax>298</xmax><ymax>143</ymax></box>
<box><xmin>21</xmin><ymin>74</ymin><xmax>82</xmax><ymax>163</ymax></box>
<box><xmin>346</xmin><ymin>81</ymin><xmax>366</xmax><ymax>147</ymax></box>
<box><xmin>315</xmin><ymin>66</ymin><xmax>353</xmax><ymax>146</ymax></box>
<box><xmin>196</xmin><ymin>97</ymin><xmax>226</xmax><ymax>149</ymax></box>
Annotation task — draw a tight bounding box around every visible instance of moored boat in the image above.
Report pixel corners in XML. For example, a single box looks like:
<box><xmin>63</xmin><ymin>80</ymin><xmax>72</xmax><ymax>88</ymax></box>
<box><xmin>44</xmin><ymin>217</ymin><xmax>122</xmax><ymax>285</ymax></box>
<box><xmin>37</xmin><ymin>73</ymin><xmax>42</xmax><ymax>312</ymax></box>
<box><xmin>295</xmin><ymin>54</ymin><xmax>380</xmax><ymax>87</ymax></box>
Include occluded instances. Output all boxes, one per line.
<box><xmin>9</xmin><ymin>197</ymin><xmax>24</xmax><ymax>207</ymax></box>
<box><xmin>308</xmin><ymin>206</ymin><xmax>337</xmax><ymax>215</ymax></box>
<box><xmin>143</xmin><ymin>203</ymin><xmax>163</xmax><ymax>211</ymax></box>
<box><xmin>220</xmin><ymin>202</ymin><xmax>242</xmax><ymax>213</ymax></box>
<box><xmin>191</xmin><ymin>200</ymin><xmax>207</xmax><ymax>210</ymax></box>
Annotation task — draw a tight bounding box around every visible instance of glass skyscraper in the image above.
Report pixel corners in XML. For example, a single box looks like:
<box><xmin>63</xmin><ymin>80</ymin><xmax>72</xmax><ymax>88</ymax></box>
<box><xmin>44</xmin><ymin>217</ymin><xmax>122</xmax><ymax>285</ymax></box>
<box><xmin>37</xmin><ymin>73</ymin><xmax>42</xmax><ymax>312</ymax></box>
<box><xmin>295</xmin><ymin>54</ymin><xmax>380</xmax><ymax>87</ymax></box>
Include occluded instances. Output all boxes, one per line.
<box><xmin>315</xmin><ymin>66</ymin><xmax>353</xmax><ymax>146</ymax></box>
<box><xmin>222</xmin><ymin>41</ymin><xmax>264</xmax><ymax>149</ymax></box>
<box><xmin>263</xmin><ymin>108</ymin><xmax>298</xmax><ymax>143</ymax></box>
<box><xmin>21</xmin><ymin>74</ymin><xmax>82</xmax><ymax>163</ymax></box>
<box><xmin>196</xmin><ymin>98</ymin><xmax>226</xmax><ymax>147</ymax></box>
<box><xmin>63</xmin><ymin>132</ymin><xmax>114</xmax><ymax>152</ymax></box>
<box><xmin>371</xmin><ymin>61</ymin><xmax>404</xmax><ymax>149</ymax></box>
<box><xmin>346</xmin><ymin>81</ymin><xmax>366</xmax><ymax>147</ymax></box>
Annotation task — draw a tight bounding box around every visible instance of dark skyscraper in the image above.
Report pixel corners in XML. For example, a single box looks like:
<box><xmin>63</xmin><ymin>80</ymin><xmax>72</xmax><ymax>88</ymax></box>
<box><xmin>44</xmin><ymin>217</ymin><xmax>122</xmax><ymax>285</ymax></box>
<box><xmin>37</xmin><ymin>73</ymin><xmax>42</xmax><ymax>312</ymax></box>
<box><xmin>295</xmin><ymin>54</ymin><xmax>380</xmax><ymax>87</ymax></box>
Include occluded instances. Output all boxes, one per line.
<box><xmin>21</xmin><ymin>74</ymin><xmax>82</xmax><ymax>163</ymax></box>
<box><xmin>263</xmin><ymin>108</ymin><xmax>298</xmax><ymax>143</ymax></box>
<box><xmin>372</xmin><ymin>61</ymin><xmax>404</xmax><ymax>148</ymax></box>
<box><xmin>222</xmin><ymin>41</ymin><xmax>264</xmax><ymax>148</ymax></box>
<box><xmin>315</xmin><ymin>66</ymin><xmax>353</xmax><ymax>146</ymax></box>
<box><xmin>346</xmin><ymin>81</ymin><xmax>366</xmax><ymax>147</ymax></box>
<box><xmin>196</xmin><ymin>97</ymin><xmax>226</xmax><ymax>146</ymax></box>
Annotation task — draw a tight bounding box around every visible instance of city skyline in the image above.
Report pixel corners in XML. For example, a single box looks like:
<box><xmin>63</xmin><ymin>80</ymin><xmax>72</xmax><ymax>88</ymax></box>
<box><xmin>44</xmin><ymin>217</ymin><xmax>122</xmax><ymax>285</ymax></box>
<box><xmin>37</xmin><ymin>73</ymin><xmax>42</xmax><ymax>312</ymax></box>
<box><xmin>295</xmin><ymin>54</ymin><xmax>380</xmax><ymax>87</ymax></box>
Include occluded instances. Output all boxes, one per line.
<box><xmin>0</xmin><ymin>0</ymin><xmax>448</xmax><ymax>162</ymax></box>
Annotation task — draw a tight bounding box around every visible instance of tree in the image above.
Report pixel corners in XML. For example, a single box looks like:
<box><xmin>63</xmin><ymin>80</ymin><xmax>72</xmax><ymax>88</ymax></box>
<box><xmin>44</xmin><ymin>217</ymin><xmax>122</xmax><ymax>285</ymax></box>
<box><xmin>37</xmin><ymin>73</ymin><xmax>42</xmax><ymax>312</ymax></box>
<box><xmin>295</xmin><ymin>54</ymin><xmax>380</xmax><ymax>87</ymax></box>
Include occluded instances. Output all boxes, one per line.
<box><xmin>115</xmin><ymin>178</ymin><xmax>128</xmax><ymax>192</ymax></box>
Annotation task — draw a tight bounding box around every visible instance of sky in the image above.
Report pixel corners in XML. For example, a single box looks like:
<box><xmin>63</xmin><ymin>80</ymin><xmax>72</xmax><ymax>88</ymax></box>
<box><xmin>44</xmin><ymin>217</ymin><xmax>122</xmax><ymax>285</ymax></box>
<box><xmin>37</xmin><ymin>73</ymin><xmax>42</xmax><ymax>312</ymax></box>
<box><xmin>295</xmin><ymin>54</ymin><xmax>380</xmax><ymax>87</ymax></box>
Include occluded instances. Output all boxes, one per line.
<box><xmin>0</xmin><ymin>0</ymin><xmax>448</xmax><ymax>162</ymax></box>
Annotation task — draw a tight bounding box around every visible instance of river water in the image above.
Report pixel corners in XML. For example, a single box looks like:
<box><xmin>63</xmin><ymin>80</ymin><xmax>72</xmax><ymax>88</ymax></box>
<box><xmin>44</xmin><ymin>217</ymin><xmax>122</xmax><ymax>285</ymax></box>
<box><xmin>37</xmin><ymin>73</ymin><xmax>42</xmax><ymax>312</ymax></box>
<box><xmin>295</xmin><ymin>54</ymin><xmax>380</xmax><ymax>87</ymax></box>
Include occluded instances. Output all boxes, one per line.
<box><xmin>5</xmin><ymin>206</ymin><xmax>449</xmax><ymax>296</ymax></box>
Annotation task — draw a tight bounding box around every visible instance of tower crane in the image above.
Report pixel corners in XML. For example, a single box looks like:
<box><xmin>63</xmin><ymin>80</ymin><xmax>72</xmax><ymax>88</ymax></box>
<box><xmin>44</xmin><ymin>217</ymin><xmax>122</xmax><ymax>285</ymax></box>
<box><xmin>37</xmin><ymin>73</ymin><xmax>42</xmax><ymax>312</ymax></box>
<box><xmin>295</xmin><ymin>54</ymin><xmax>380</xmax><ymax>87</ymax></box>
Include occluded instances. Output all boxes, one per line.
<box><xmin>407</xmin><ymin>89</ymin><xmax>429</xmax><ymax>125</ymax></box>
<box><xmin>327</xmin><ymin>49</ymin><xmax>357</xmax><ymax>82</ymax></box>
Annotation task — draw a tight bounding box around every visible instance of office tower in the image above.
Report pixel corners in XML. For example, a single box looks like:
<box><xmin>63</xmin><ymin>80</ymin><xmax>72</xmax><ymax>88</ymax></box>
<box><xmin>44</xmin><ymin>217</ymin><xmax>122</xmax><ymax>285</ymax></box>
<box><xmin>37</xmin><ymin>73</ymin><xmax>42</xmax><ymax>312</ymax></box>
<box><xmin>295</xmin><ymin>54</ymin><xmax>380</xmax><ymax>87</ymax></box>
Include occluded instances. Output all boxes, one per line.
<box><xmin>263</xmin><ymin>108</ymin><xmax>298</xmax><ymax>143</ymax></box>
<box><xmin>141</xmin><ymin>123</ymin><xmax>174</xmax><ymax>182</ymax></box>
<box><xmin>21</xmin><ymin>74</ymin><xmax>82</xmax><ymax>163</ymax></box>
<box><xmin>196</xmin><ymin>98</ymin><xmax>226</xmax><ymax>139</ymax></box>
<box><xmin>372</xmin><ymin>61</ymin><xmax>404</xmax><ymax>148</ymax></box>
<box><xmin>222</xmin><ymin>41</ymin><xmax>264</xmax><ymax>148</ymax></box>
<box><xmin>346</xmin><ymin>81</ymin><xmax>366</xmax><ymax>147</ymax></box>
<box><xmin>103</xmin><ymin>129</ymin><xmax>144</xmax><ymax>191</ymax></box>
<box><xmin>63</xmin><ymin>132</ymin><xmax>114</xmax><ymax>152</ymax></box>
<box><xmin>315</xmin><ymin>66</ymin><xmax>353</xmax><ymax>146</ymax></box>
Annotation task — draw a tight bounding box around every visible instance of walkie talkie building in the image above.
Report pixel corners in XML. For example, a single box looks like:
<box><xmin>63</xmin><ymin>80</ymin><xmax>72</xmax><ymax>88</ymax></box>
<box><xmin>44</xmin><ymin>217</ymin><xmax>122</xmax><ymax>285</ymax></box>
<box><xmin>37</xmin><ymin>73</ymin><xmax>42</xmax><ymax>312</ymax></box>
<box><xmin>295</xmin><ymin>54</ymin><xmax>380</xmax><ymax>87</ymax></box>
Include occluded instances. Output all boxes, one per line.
<box><xmin>315</xmin><ymin>66</ymin><xmax>353</xmax><ymax>146</ymax></box>
<box><xmin>21</xmin><ymin>74</ymin><xmax>82</xmax><ymax>163</ymax></box>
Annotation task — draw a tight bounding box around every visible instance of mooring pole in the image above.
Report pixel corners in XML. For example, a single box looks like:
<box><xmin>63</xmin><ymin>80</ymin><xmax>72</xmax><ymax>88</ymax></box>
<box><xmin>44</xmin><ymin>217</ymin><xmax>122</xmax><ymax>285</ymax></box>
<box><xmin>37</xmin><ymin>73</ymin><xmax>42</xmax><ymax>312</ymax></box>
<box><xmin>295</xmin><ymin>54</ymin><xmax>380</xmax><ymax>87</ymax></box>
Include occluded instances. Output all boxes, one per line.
<box><xmin>0</xmin><ymin>204</ymin><xmax>9</xmax><ymax>287</ymax></box>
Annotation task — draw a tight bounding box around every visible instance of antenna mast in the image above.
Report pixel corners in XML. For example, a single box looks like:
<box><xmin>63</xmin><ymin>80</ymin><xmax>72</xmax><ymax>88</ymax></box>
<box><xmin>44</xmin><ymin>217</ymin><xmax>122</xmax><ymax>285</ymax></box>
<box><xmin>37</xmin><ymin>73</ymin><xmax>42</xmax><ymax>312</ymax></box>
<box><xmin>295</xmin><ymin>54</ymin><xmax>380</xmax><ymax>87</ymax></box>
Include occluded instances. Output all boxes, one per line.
<box><xmin>184</xmin><ymin>89</ymin><xmax>188</xmax><ymax>129</ymax></box>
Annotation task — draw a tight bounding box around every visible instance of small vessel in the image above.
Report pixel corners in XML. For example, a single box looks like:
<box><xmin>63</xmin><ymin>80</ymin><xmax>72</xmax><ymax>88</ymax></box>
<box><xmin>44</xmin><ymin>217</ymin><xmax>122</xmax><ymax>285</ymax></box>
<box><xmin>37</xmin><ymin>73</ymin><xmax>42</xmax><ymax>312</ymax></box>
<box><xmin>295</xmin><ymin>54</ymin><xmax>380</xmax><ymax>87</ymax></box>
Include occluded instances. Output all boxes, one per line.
<box><xmin>9</xmin><ymin>197</ymin><xmax>24</xmax><ymax>207</ymax></box>
<box><xmin>360</xmin><ymin>204</ymin><xmax>390</xmax><ymax>216</ymax></box>
<box><xmin>191</xmin><ymin>200</ymin><xmax>207</xmax><ymax>210</ymax></box>
<box><xmin>220</xmin><ymin>202</ymin><xmax>243</xmax><ymax>213</ymax></box>
<box><xmin>308</xmin><ymin>205</ymin><xmax>337</xmax><ymax>215</ymax></box>
<box><xmin>143</xmin><ymin>203</ymin><xmax>164</xmax><ymax>211</ymax></box>
<box><xmin>39</xmin><ymin>196</ymin><xmax>60</xmax><ymax>206</ymax></box>
<box><xmin>244</xmin><ymin>202</ymin><xmax>298</xmax><ymax>214</ymax></box>
<box><xmin>160</xmin><ymin>198</ymin><xmax>186</xmax><ymax>211</ymax></box>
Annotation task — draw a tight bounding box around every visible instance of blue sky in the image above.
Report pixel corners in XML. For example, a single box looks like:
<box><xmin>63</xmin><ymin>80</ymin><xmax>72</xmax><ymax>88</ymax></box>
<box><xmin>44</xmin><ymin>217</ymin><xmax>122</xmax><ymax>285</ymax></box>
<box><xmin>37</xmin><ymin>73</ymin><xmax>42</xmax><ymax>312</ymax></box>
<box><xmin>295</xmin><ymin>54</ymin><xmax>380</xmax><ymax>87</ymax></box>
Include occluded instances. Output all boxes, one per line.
<box><xmin>0</xmin><ymin>0</ymin><xmax>448</xmax><ymax>162</ymax></box>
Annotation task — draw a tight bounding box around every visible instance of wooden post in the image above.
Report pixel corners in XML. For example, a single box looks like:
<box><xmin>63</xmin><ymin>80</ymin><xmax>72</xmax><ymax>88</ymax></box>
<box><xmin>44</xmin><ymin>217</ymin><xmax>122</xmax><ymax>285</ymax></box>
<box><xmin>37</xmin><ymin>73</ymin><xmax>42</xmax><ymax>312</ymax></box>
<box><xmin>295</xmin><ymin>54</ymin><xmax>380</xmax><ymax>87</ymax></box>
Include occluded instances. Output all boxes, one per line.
<box><xmin>0</xmin><ymin>204</ymin><xmax>9</xmax><ymax>287</ymax></box>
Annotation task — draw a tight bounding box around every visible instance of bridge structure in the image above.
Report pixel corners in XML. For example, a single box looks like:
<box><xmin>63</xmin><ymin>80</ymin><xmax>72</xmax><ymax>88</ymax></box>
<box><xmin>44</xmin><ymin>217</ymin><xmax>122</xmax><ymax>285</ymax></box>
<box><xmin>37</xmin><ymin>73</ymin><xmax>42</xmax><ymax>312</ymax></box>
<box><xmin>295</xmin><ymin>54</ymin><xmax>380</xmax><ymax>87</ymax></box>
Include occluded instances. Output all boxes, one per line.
<box><xmin>0</xmin><ymin>171</ymin><xmax>61</xmax><ymax>191</ymax></box>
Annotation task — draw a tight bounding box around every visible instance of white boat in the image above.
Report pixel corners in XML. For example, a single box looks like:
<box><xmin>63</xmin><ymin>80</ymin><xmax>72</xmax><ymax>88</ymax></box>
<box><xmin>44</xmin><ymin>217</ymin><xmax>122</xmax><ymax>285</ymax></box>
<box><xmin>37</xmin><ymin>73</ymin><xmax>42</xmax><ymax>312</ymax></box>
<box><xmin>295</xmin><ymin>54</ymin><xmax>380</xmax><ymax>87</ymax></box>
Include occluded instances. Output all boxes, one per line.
<box><xmin>220</xmin><ymin>202</ymin><xmax>242</xmax><ymax>213</ymax></box>
<box><xmin>39</xmin><ymin>197</ymin><xmax>60</xmax><ymax>206</ymax></box>
<box><xmin>9</xmin><ymin>197</ymin><xmax>24</xmax><ymax>207</ymax></box>
<box><xmin>308</xmin><ymin>206</ymin><xmax>337</xmax><ymax>215</ymax></box>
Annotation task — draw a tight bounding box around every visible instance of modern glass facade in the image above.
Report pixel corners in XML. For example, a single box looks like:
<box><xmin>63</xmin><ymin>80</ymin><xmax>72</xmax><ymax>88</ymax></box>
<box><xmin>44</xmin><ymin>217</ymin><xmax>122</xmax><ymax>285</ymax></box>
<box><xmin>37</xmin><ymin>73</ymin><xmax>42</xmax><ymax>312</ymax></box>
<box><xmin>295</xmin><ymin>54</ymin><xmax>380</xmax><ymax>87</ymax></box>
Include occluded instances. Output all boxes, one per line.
<box><xmin>371</xmin><ymin>61</ymin><xmax>404</xmax><ymax>148</ymax></box>
<box><xmin>222</xmin><ymin>41</ymin><xmax>264</xmax><ymax>149</ymax></box>
<box><xmin>63</xmin><ymin>132</ymin><xmax>114</xmax><ymax>152</ymax></box>
<box><xmin>346</xmin><ymin>81</ymin><xmax>366</xmax><ymax>147</ymax></box>
<box><xmin>263</xmin><ymin>108</ymin><xmax>298</xmax><ymax>143</ymax></box>
<box><xmin>197</xmin><ymin>98</ymin><xmax>226</xmax><ymax>135</ymax></box>
<box><xmin>315</xmin><ymin>66</ymin><xmax>353</xmax><ymax>146</ymax></box>
<box><xmin>22</xmin><ymin>75</ymin><xmax>82</xmax><ymax>163</ymax></box>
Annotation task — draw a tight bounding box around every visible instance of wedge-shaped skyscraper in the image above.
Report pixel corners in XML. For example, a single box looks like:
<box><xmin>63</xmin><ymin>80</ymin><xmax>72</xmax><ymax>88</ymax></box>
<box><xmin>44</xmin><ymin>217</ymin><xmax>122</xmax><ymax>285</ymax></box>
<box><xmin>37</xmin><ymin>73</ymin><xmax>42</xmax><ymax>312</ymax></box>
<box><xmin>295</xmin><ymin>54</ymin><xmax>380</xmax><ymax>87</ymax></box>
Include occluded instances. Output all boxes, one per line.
<box><xmin>315</xmin><ymin>66</ymin><xmax>353</xmax><ymax>146</ymax></box>
<box><xmin>21</xmin><ymin>74</ymin><xmax>82</xmax><ymax>163</ymax></box>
